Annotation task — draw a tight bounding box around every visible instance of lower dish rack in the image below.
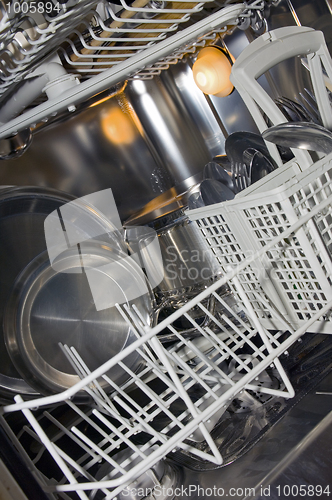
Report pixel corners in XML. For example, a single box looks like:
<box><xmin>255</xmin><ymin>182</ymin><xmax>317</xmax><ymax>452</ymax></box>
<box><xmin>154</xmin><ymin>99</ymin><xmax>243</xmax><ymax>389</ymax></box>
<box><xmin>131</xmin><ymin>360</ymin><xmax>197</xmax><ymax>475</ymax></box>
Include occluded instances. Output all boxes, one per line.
<box><xmin>2</xmin><ymin>215</ymin><xmax>332</xmax><ymax>499</ymax></box>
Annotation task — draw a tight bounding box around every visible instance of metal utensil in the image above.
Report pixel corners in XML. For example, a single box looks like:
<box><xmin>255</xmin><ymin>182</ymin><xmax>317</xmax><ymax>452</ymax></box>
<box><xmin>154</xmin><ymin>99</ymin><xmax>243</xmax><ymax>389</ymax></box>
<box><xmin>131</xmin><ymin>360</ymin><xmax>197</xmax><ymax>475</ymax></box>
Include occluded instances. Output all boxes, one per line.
<box><xmin>262</xmin><ymin>121</ymin><xmax>332</xmax><ymax>154</ymax></box>
<box><xmin>243</xmin><ymin>148</ymin><xmax>276</xmax><ymax>184</ymax></box>
<box><xmin>203</xmin><ymin>161</ymin><xmax>235</xmax><ymax>192</ymax></box>
<box><xmin>231</xmin><ymin>161</ymin><xmax>251</xmax><ymax>193</ymax></box>
<box><xmin>225</xmin><ymin>131</ymin><xmax>275</xmax><ymax>165</ymax></box>
<box><xmin>187</xmin><ymin>191</ymin><xmax>205</xmax><ymax>210</ymax></box>
<box><xmin>226</xmin><ymin>131</ymin><xmax>279</xmax><ymax>190</ymax></box>
<box><xmin>274</xmin><ymin>96</ymin><xmax>313</xmax><ymax>122</ymax></box>
<box><xmin>212</xmin><ymin>154</ymin><xmax>232</xmax><ymax>171</ymax></box>
<box><xmin>200</xmin><ymin>179</ymin><xmax>235</xmax><ymax>205</ymax></box>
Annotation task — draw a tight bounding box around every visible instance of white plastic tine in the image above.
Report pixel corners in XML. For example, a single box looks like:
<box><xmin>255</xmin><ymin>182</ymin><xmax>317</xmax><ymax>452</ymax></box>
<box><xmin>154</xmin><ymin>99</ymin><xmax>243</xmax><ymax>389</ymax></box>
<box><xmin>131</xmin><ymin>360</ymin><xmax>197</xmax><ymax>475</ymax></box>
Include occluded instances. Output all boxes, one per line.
<box><xmin>169</xmin><ymin>351</ymin><xmax>221</xmax><ymax>398</ymax></box>
<box><xmin>21</xmin><ymin>426</ymin><xmax>48</xmax><ymax>466</ymax></box>
<box><xmin>134</xmin><ymin>379</ymin><xmax>186</xmax><ymax>429</ymax></box>
<box><xmin>43</xmin><ymin>411</ymin><xmax>100</xmax><ymax>461</ymax></box>
<box><xmin>116</xmin><ymin>354</ymin><xmax>180</xmax><ymax>398</ymax></box>
<box><xmin>59</xmin><ymin>343</ymin><xmax>123</xmax><ymax>417</ymax></box>
<box><xmin>181</xmin><ymin>311</ymin><xmax>254</xmax><ymax>373</ymax></box>
<box><xmin>204</xmin><ymin>327</ymin><xmax>254</xmax><ymax>377</ymax></box>
<box><xmin>51</xmin><ymin>442</ymin><xmax>113</xmax><ymax>499</ymax></box>
<box><xmin>71</xmin><ymin>427</ymin><xmax>127</xmax><ymax>475</ymax></box>
<box><xmin>230</xmin><ymin>27</ymin><xmax>330</xmax><ymax>167</ymax></box>
<box><xmin>92</xmin><ymin>409</ymin><xmax>146</xmax><ymax>458</ymax></box>
<box><xmin>67</xmin><ymin>346</ymin><xmax>122</xmax><ymax>416</ymax></box>
<box><xmin>14</xmin><ymin>396</ymin><xmax>90</xmax><ymax>500</ymax></box>
<box><xmin>116</xmin><ymin>304</ymin><xmax>158</xmax><ymax>363</ymax></box>
<box><xmin>102</xmin><ymin>362</ymin><xmax>185</xmax><ymax>430</ymax></box>
<box><xmin>66</xmin><ymin>399</ymin><xmax>136</xmax><ymax>443</ymax></box>
<box><xmin>202</xmin><ymin>293</ymin><xmax>251</xmax><ymax>334</ymax></box>
<box><xmin>195</xmin><ymin>422</ymin><xmax>223</xmax><ymax>463</ymax></box>
<box><xmin>111</xmin><ymin>396</ymin><xmax>168</xmax><ymax>443</ymax></box>
<box><xmin>97</xmin><ymin>372</ymin><xmax>159</xmax><ymax>424</ymax></box>
<box><xmin>170</xmin><ymin>330</ymin><xmax>232</xmax><ymax>383</ymax></box>
<box><xmin>198</xmin><ymin>300</ymin><xmax>265</xmax><ymax>361</ymax></box>
<box><xmin>249</xmin><ymin>289</ymin><xmax>295</xmax><ymax>335</ymax></box>
<box><xmin>231</xmin><ymin>275</ymin><xmax>295</xmax><ymax>398</ymax></box>
<box><xmin>148</xmin><ymin>336</ymin><xmax>205</xmax><ymax>421</ymax></box>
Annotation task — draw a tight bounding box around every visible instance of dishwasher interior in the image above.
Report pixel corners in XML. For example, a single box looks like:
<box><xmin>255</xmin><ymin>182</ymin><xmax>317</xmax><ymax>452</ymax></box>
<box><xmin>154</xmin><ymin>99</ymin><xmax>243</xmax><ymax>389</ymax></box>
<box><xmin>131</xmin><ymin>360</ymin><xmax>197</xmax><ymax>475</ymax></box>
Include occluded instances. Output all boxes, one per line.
<box><xmin>1</xmin><ymin>1</ymin><xmax>332</xmax><ymax>499</ymax></box>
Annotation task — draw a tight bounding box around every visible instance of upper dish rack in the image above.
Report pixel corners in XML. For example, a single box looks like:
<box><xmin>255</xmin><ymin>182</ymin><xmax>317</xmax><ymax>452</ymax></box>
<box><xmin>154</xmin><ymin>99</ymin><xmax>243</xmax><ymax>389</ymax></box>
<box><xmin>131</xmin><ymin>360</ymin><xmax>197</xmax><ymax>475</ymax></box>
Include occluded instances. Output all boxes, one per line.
<box><xmin>0</xmin><ymin>1</ymin><xmax>265</xmax><ymax>140</ymax></box>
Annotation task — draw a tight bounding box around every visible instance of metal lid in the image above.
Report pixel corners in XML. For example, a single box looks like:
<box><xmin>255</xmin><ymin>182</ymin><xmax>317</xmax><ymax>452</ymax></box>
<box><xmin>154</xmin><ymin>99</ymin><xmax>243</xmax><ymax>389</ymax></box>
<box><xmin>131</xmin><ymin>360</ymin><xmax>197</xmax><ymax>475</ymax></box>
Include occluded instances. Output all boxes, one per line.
<box><xmin>0</xmin><ymin>187</ymin><xmax>76</xmax><ymax>398</ymax></box>
<box><xmin>4</xmin><ymin>241</ymin><xmax>153</xmax><ymax>396</ymax></box>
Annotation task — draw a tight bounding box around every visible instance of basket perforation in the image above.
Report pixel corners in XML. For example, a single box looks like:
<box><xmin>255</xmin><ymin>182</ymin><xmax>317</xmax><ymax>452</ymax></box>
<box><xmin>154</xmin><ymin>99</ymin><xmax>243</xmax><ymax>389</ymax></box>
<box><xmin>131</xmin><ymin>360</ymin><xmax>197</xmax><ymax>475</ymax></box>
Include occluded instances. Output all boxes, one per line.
<box><xmin>188</xmin><ymin>154</ymin><xmax>332</xmax><ymax>331</ymax></box>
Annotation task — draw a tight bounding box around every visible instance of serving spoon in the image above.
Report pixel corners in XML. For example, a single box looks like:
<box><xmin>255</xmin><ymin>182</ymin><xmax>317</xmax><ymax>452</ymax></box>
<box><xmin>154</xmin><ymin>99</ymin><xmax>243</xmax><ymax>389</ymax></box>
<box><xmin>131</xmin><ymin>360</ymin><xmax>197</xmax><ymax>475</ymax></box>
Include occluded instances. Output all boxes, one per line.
<box><xmin>262</xmin><ymin>122</ymin><xmax>332</xmax><ymax>155</ymax></box>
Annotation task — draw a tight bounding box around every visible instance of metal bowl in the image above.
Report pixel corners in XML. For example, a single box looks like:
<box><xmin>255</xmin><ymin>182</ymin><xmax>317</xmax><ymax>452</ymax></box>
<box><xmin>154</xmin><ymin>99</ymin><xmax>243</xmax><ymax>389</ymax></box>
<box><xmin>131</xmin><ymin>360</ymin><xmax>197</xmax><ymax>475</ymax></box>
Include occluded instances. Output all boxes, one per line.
<box><xmin>4</xmin><ymin>241</ymin><xmax>153</xmax><ymax>396</ymax></box>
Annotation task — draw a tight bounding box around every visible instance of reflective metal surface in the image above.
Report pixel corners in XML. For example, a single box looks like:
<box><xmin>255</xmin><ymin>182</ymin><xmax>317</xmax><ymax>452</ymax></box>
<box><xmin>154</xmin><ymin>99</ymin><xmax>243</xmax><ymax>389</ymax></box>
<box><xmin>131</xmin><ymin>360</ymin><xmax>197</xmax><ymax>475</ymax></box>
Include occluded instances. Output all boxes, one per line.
<box><xmin>0</xmin><ymin>187</ymin><xmax>75</xmax><ymax>398</ymax></box>
<box><xmin>0</xmin><ymin>129</ymin><xmax>32</xmax><ymax>160</ymax></box>
<box><xmin>125</xmin><ymin>77</ymin><xmax>213</xmax><ymax>188</ymax></box>
<box><xmin>0</xmin><ymin>186</ymin><xmax>129</xmax><ymax>398</ymax></box>
<box><xmin>4</xmin><ymin>242</ymin><xmax>152</xmax><ymax>395</ymax></box>
<box><xmin>173</xmin><ymin>347</ymin><xmax>332</xmax><ymax>499</ymax></box>
<box><xmin>262</xmin><ymin>121</ymin><xmax>332</xmax><ymax>154</ymax></box>
<box><xmin>0</xmin><ymin>63</ymin><xmax>228</xmax><ymax>221</ymax></box>
<box><xmin>155</xmin><ymin>216</ymin><xmax>221</xmax><ymax>293</ymax></box>
<box><xmin>0</xmin><ymin>97</ymin><xmax>174</xmax><ymax>222</ymax></box>
<box><xmin>199</xmin><ymin>179</ymin><xmax>234</xmax><ymax>205</ymax></box>
<box><xmin>159</xmin><ymin>61</ymin><xmax>227</xmax><ymax>159</ymax></box>
<box><xmin>203</xmin><ymin>162</ymin><xmax>235</xmax><ymax>191</ymax></box>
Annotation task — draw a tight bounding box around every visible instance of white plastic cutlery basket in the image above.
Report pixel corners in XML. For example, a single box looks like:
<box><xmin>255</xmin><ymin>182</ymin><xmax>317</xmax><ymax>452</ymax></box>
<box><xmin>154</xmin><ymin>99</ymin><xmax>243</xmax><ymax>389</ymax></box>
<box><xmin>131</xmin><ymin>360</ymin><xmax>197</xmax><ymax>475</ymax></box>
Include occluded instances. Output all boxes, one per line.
<box><xmin>188</xmin><ymin>152</ymin><xmax>332</xmax><ymax>334</ymax></box>
<box><xmin>2</xmin><ymin>237</ymin><xmax>332</xmax><ymax>499</ymax></box>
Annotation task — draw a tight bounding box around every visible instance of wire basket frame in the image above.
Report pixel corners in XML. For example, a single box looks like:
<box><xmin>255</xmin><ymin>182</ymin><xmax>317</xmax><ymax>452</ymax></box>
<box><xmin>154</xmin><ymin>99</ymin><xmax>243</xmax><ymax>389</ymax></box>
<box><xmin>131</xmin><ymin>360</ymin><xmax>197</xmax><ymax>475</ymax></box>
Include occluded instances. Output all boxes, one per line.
<box><xmin>3</xmin><ymin>211</ymin><xmax>332</xmax><ymax>498</ymax></box>
<box><xmin>188</xmin><ymin>153</ymin><xmax>332</xmax><ymax>334</ymax></box>
<box><xmin>58</xmin><ymin>0</ymin><xmax>210</xmax><ymax>77</ymax></box>
<box><xmin>0</xmin><ymin>0</ymin><xmax>100</xmax><ymax>95</ymax></box>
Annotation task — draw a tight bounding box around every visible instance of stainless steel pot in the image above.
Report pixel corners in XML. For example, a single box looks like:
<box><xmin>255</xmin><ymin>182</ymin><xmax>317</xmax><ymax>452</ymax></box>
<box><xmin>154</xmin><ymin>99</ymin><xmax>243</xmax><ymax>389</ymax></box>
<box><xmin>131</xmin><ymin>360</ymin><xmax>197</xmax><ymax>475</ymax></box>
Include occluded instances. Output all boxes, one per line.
<box><xmin>156</xmin><ymin>215</ymin><xmax>222</xmax><ymax>293</ymax></box>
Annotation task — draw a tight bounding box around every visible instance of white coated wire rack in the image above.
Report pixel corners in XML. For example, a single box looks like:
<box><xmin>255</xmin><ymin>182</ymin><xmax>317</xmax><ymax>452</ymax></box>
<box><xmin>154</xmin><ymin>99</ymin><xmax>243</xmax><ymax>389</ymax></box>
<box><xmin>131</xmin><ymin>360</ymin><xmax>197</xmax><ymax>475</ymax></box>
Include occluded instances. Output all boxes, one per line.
<box><xmin>0</xmin><ymin>2</ymin><xmax>249</xmax><ymax>139</ymax></box>
<box><xmin>58</xmin><ymin>0</ymin><xmax>211</xmax><ymax>77</ymax></box>
<box><xmin>188</xmin><ymin>152</ymin><xmax>332</xmax><ymax>334</ymax></box>
<box><xmin>2</xmin><ymin>218</ymin><xmax>332</xmax><ymax>498</ymax></box>
<box><xmin>0</xmin><ymin>0</ymin><xmax>99</xmax><ymax>95</ymax></box>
